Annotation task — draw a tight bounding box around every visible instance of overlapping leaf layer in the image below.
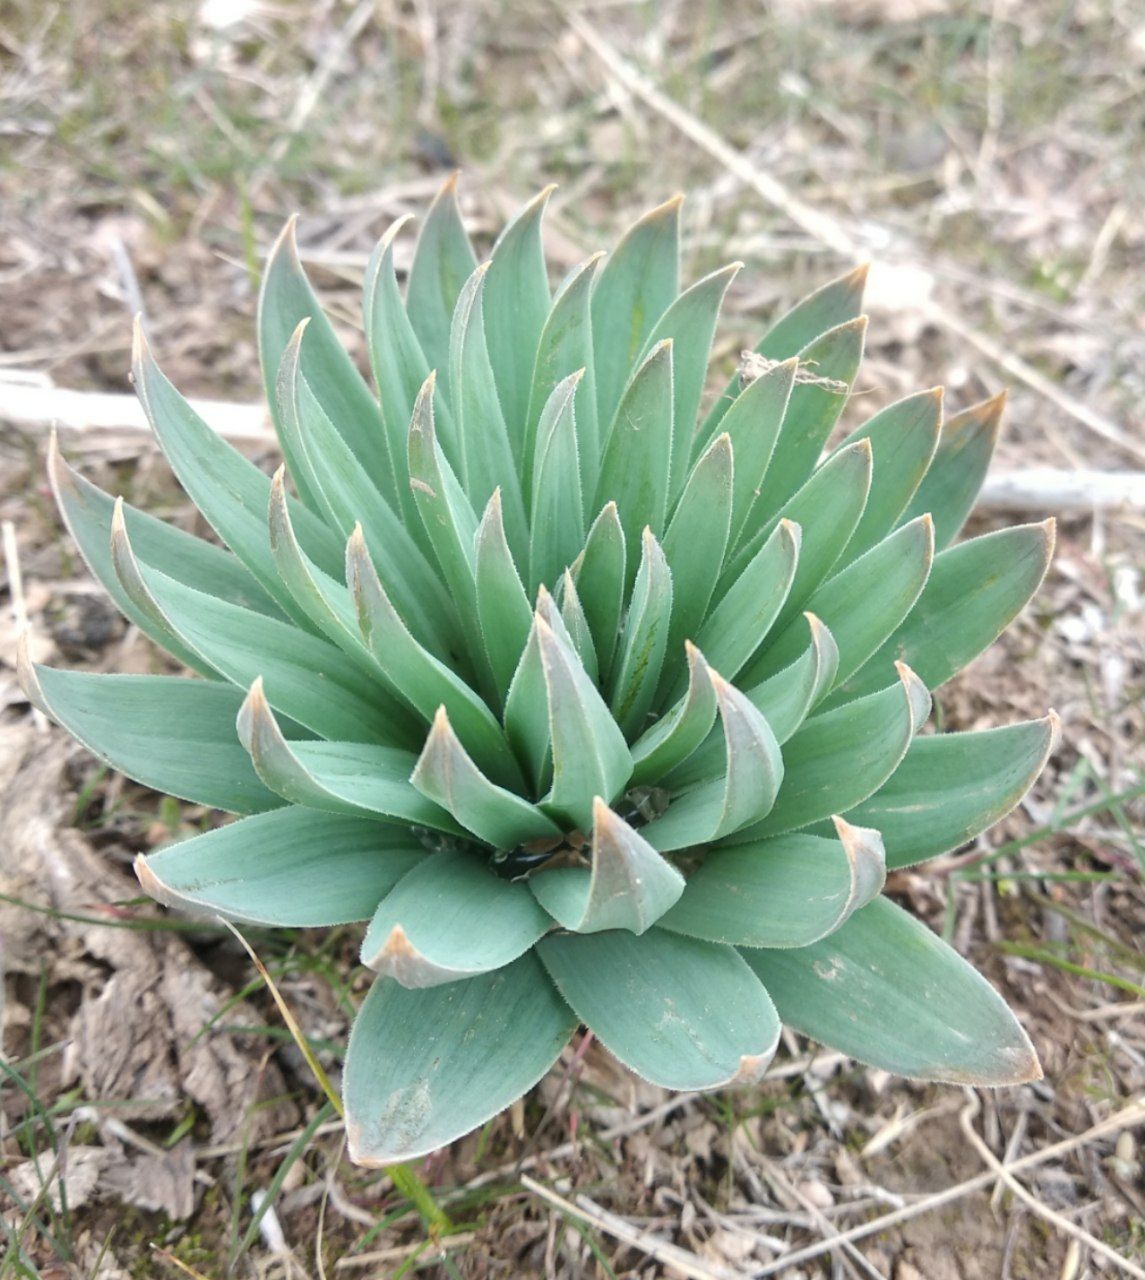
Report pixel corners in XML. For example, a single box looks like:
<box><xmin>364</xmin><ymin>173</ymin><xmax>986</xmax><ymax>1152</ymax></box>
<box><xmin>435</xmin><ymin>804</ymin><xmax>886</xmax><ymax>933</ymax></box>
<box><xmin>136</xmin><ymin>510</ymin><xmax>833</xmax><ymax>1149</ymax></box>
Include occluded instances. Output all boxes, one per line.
<box><xmin>23</xmin><ymin>181</ymin><xmax>1058</xmax><ymax>1163</ymax></box>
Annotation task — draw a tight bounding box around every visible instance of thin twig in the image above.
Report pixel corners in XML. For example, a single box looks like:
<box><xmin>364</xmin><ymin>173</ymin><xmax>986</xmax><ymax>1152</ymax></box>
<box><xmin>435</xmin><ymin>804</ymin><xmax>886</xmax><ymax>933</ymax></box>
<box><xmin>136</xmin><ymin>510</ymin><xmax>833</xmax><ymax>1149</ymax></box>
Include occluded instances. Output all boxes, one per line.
<box><xmin>3</xmin><ymin>520</ymin><xmax>47</xmax><ymax>733</ymax></box>
<box><xmin>958</xmin><ymin>1094</ymin><xmax>1145</xmax><ymax>1280</ymax></box>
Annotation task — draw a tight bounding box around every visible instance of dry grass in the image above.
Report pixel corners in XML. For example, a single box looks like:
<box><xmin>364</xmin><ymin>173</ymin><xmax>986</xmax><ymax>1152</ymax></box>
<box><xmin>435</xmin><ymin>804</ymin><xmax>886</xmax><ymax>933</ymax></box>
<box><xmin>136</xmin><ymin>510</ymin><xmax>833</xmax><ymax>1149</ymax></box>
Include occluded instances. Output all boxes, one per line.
<box><xmin>1</xmin><ymin>1</ymin><xmax>1143</xmax><ymax>1276</ymax></box>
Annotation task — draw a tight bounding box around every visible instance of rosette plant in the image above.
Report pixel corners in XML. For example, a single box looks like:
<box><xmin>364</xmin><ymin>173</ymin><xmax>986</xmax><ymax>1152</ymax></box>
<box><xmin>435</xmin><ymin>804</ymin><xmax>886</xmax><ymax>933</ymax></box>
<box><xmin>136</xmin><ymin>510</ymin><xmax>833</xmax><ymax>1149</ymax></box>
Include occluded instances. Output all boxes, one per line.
<box><xmin>22</xmin><ymin>180</ymin><xmax>1058</xmax><ymax>1164</ymax></box>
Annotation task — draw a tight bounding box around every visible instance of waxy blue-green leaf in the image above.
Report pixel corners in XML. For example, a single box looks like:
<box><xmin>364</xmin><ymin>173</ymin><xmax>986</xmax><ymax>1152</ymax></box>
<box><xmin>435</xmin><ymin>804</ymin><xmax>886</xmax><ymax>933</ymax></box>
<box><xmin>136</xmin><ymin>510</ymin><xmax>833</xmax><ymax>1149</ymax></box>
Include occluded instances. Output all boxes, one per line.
<box><xmin>631</xmin><ymin>643</ymin><xmax>719</xmax><ymax>784</ymax></box>
<box><xmin>405</xmin><ymin>174</ymin><xmax>478</xmax><ymax>405</ymax></box>
<box><xmin>844</xmin><ymin>714</ymin><xmax>1059</xmax><ymax>869</ymax></box>
<box><xmin>535</xmin><ymin>616</ymin><xmax>633</xmax><ymax>829</ymax></box>
<box><xmin>753</xmin><ymin>514</ymin><xmax>934</xmax><ymax>690</ymax></box>
<box><xmin>838</xmin><ymin>520</ymin><xmax>1055</xmax><ymax>701</ymax></box>
<box><xmin>360</xmin><ymin>850</ymin><xmax>551</xmax><ymax>987</ymax></box>
<box><xmin>899</xmin><ymin>392</ymin><xmax>1005</xmax><ymax>549</ymax></box>
<box><xmin>731</xmin><ymin>663</ymin><xmax>930</xmax><ymax>842</ymax></box>
<box><xmin>411</xmin><ymin>707</ymin><xmax>561</xmax><ymax>849</ymax></box>
<box><xmin>484</xmin><ymin>186</ymin><xmax>554</xmax><ymax>456</ymax></box>
<box><xmin>48</xmin><ymin>442</ymin><xmax>230</xmax><ymax>676</ymax></box>
<box><xmin>474</xmin><ymin>489</ymin><xmax>534</xmax><ymax>703</ymax></box>
<box><xmin>722</xmin><ymin>439</ymin><xmax>872</xmax><ymax>656</ymax></box>
<box><xmin>529</xmin><ymin>797</ymin><xmax>685</xmax><ymax>935</ymax></box>
<box><xmin>557</xmin><ymin>569</ymin><xmax>599</xmax><ymax>684</ymax></box>
<box><xmin>662</xmin><ymin>817</ymin><xmax>885</xmax><ymax>948</ymax></box>
<box><xmin>344</xmin><ymin>952</ymin><xmax>575</xmax><ymax>1165</ymax></box>
<box><xmin>741</xmin><ymin>895</ymin><xmax>1041</xmax><ymax>1084</ymax></box>
<box><xmin>701</xmin><ymin>264</ymin><xmax>868</xmax><ymax>441</ymax></box>
<box><xmin>363</xmin><ymin>214</ymin><xmax>446</xmax><ymax>537</ymax></box>
<box><xmin>635</xmin><ymin>262</ymin><xmax>739</xmax><ymax>497</ymax></box>
<box><xmin>571</xmin><ymin>502</ymin><xmax>626</xmax><ymax>678</ymax></box>
<box><xmin>526</xmin><ymin>253</ymin><xmax>603</xmax><ymax>503</ymax></box>
<box><xmin>113</xmin><ymin>518</ymin><xmax>395</xmax><ymax>745</ymax></box>
<box><xmin>538</xmin><ymin>928</ymin><xmax>780</xmax><ymax>1090</ymax></box>
<box><xmin>610</xmin><ymin>530</ymin><xmax>673</xmax><ymax>738</ymax></box>
<box><xmin>593</xmin><ymin>339</ymin><xmax>674</xmax><ymax>574</ymax></box>
<box><xmin>20</xmin><ymin>649</ymin><xmax>282</xmax><ymax>815</ymax></box>
<box><xmin>503</xmin><ymin>616</ymin><xmax>552</xmax><ymax>796</ymax></box>
<box><xmin>661</xmin><ymin>432</ymin><xmax>733</xmax><ymax>671</ymax></box>
<box><xmin>237</xmin><ymin>679</ymin><xmax>456</xmax><ymax>831</ymax></box>
<box><xmin>590</xmin><ymin>195</ymin><xmax>681</xmax><ymax>433</ymax></box>
<box><xmin>529</xmin><ymin>371</ymin><xmax>586</xmax><ymax>592</ymax></box>
<box><xmin>745</xmin><ymin>613</ymin><xmax>839</xmax><ymax>744</ymax></box>
<box><xmin>258</xmin><ymin>218</ymin><xmax>391</xmax><ymax>499</ymax></box>
<box><xmin>132</xmin><ymin>325</ymin><xmax>345</xmax><ymax>607</ymax></box>
<box><xmin>448</xmin><ymin>263</ymin><xmax>528</xmax><ymax>553</ymax></box>
<box><xmin>644</xmin><ymin>675</ymin><xmax>783</xmax><ymax>851</ymax></box>
<box><xmin>720</xmin><ymin>359</ymin><xmax>797</xmax><ymax>549</ymax></box>
<box><xmin>687</xmin><ymin>518</ymin><xmax>800</xmax><ymax>692</ymax></box>
<box><xmin>277</xmin><ymin>326</ymin><xmax>457</xmax><ymax>658</ymax></box>
<box><xmin>836</xmin><ymin>388</ymin><xmax>943</xmax><ymax>561</ymax></box>
<box><xmin>347</xmin><ymin>525</ymin><xmax>520</xmax><ymax>788</ymax></box>
<box><xmin>139</xmin><ymin>809</ymin><xmax>422</xmax><ymax>927</ymax></box>
<box><xmin>746</xmin><ymin>317</ymin><xmax>867</xmax><ymax>526</ymax></box>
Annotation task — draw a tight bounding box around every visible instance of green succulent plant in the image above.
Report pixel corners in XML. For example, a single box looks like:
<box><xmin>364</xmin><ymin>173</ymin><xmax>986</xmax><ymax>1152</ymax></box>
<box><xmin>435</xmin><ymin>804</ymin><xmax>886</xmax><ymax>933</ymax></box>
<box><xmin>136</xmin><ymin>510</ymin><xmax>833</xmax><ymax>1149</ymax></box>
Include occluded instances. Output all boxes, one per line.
<box><xmin>22</xmin><ymin>179</ymin><xmax>1058</xmax><ymax>1165</ymax></box>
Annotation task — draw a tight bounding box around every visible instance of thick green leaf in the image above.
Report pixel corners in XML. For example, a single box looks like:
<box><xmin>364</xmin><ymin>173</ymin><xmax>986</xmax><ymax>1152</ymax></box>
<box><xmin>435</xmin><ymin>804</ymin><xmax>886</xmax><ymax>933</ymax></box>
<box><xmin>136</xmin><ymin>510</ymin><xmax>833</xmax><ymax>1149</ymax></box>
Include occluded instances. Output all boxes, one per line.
<box><xmin>405</xmin><ymin>174</ymin><xmax>478</xmax><ymax>405</ymax></box>
<box><xmin>731</xmin><ymin>663</ymin><xmax>930</xmax><ymax>841</ymax></box>
<box><xmin>688</xmin><ymin>518</ymin><xmax>800</xmax><ymax>690</ymax></box>
<box><xmin>132</xmin><ymin>326</ymin><xmax>344</xmax><ymax>607</ymax></box>
<box><xmin>258</xmin><ymin>219</ymin><xmax>391</xmax><ymax>500</ymax></box>
<box><xmin>538</xmin><ymin>928</ymin><xmax>780</xmax><ymax>1090</ymax></box>
<box><xmin>838</xmin><ymin>521</ymin><xmax>1055</xmax><ymax>701</ymax></box>
<box><xmin>237</xmin><ymin>680</ymin><xmax>456</xmax><ymax>830</ymax></box>
<box><xmin>344</xmin><ymin>952</ymin><xmax>575</xmax><ymax>1164</ymax></box>
<box><xmin>631</xmin><ymin>642</ymin><xmax>719</xmax><ymax>784</ymax></box>
<box><xmin>114</xmin><ymin>520</ymin><xmax>396</xmax><ymax>744</ymax></box>
<box><xmin>661</xmin><ymin>432</ymin><xmax>733</xmax><ymax>672</ymax></box>
<box><xmin>610</xmin><ymin>530</ymin><xmax>673</xmax><ymax>737</ymax></box>
<box><xmin>836</xmin><ymin>388</ymin><xmax>942</xmax><ymax>561</ymax></box>
<box><xmin>527</xmin><ymin>253</ymin><xmax>603</xmax><ymax>505</ymax></box>
<box><xmin>535</xmin><ymin>616</ymin><xmax>633</xmax><ymax>829</ymax></box>
<box><xmin>411</xmin><ymin>708</ymin><xmax>561</xmax><ymax>848</ymax></box>
<box><xmin>347</xmin><ymin>525</ymin><xmax>520</xmax><ymax>787</ymax></box>
<box><xmin>590</xmin><ymin>196</ymin><xmax>681</xmax><ymax>434</ymax></box>
<box><xmin>503</xmin><ymin>615</ymin><xmax>553</xmax><ymax>795</ymax></box>
<box><xmin>48</xmin><ymin>442</ymin><xmax>229</xmax><ymax>676</ymax></box>
<box><xmin>741</xmin><ymin>895</ymin><xmax>1041</xmax><ymax>1084</ymax></box>
<box><xmin>139</xmin><ymin>808</ymin><xmax>421</xmax><ymax>926</ymax></box>
<box><xmin>753</xmin><ymin>514</ymin><xmax>934</xmax><ymax>689</ymax></box>
<box><xmin>20</xmin><ymin>653</ymin><xmax>282</xmax><ymax>815</ymax></box>
<box><xmin>645</xmin><ymin>675</ymin><xmax>783</xmax><ymax>851</ymax></box>
<box><xmin>745</xmin><ymin>613</ymin><xmax>839</xmax><ymax>744</ymax></box>
<box><xmin>899</xmin><ymin>392</ymin><xmax>1004</xmax><ymax>549</ymax></box>
<box><xmin>572</xmin><ymin>502</ymin><xmax>626</xmax><ymax>678</ymax></box>
<box><xmin>724</xmin><ymin>439</ymin><xmax>872</xmax><ymax>664</ymax></box>
<box><xmin>529</xmin><ymin>371</ymin><xmax>586</xmax><ymax>592</ymax></box>
<box><xmin>663</xmin><ymin>817</ymin><xmax>884</xmax><ymax>948</ymax></box>
<box><xmin>593</xmin><ymin>339</ymin><xmax>674</xmax><ymax>571</ymax></box>
<box><xmin>530</xmin><ymin>797</ymin><xmax>685</xmax><ymax>934</ymax></box>
<box><xmin>557</xmin><ymin>569</ymin><xmax>599</xmax><ymax>684</ymax></box>
<box><xmin>362</xmin><ymin>214</ymin><xmax>444</xmax><ymax>538</ymax></box>
<box><xmin>484</xmin><ymin>187</ymin><xmax>554</xmax><ymax>456</ymax></box>
<box><xmin>276</xmin><ymin>328</ymin><xmax>457</xmax><ymax>658</ymax></box>
<box><xmin>721</xmin><ymin>359</ymin><xmax>797</xmax><ymax>548</ymax></box>
<box><xmin>448</xmin><ymin>264</ymin><xmax>528</xmax><ymax>553</ymax></box>
<box><xmin>636</xmin><ymin>263</ymin><xmax>739</xmax><ymax>496</ymax></box>
<box><xmin>360</xmin><ymin>850</ymin><xmax>551</xmax><ymax>986</ymax></box>
<box><xmin>746</xmin><ymin>318</ymin><xmax>867</xmax><ymax>526</ymax></box>
<box><xmin>844</xmin><ymin>714</ymin><xmax>1059</xmax><ymax>868</ymax></box>
<box><xmin>474</xmin><ymin>489</ymin><xmax>534</xmax><ymax>703</ymax></box>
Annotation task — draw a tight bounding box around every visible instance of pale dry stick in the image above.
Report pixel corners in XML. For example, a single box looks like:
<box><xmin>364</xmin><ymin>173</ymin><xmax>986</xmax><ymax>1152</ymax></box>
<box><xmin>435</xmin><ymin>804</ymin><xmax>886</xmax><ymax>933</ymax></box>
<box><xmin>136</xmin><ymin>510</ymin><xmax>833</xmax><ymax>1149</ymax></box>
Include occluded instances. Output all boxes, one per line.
<box><xmin>333</xmin><ymin>1233</ymin><xmax>478</xmax><ymax>1271</ymax></box>
<box><xmin>2</xmin><ymin>520</ymin><xmax>47</xmax><ymax>733</ymax></box>
<box><xmin>958</xmin><ymin>1094</ymin><xmax>1145</xmax><ymax>1280</ymax></box>
<box><xmin>565</xmin><ymin>11</ymin><xmax>1145</xmax><ymax>467</ymax></box>
<box><xmin>521</xmin><ymin>1174</ymin><xmax>741</xmax><ymax>1280</ymax></box>
<box><xmin>747</xmin><ymin>1096</ymin><xmax>1145</xmax><ymax>1279</ymax></box>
